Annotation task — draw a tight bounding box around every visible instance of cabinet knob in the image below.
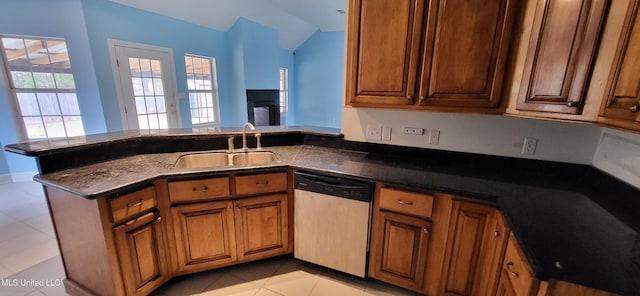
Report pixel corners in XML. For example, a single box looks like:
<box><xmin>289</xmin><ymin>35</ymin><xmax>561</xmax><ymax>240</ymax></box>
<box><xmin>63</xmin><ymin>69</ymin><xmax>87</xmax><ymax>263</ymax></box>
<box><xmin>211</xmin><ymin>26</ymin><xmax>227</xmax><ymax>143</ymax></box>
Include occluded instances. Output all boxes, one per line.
<box><xmin>155</xmin><ymin>216</ymin><xmax>162</xmax><ymax>224</ymax></box>
<box><xmin>406</xmin><ymin>95</ymin><xmax>413</xmax><ymax>100</ymax></box>
<box><xmin>630</xmin><ymin>104</ymin><xmax>640</xmax><ymax>113</ymax></box>
<box><xmin>566</xmin><ymin>101</ymin><xmax>579</xmax><ymax>107</ymax></box>
<box><xmin>494</xmin><ymin>230</ymin><xmax>500</xmax><ymax>237</ymax></box>
<box><xmin>422</xmin><ymin>228</ymin><xmax>428</xmax><ymax>233</ymax></box>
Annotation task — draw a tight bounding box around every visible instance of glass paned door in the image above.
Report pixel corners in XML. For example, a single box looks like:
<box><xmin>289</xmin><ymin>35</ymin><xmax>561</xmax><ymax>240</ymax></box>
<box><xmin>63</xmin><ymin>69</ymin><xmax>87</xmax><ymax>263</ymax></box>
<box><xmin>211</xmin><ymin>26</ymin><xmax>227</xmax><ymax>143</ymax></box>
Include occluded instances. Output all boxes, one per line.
<box><xmin>111</xmin><ymin>42</ymin><xmax>179</xmax><ymax>130</ymax></box>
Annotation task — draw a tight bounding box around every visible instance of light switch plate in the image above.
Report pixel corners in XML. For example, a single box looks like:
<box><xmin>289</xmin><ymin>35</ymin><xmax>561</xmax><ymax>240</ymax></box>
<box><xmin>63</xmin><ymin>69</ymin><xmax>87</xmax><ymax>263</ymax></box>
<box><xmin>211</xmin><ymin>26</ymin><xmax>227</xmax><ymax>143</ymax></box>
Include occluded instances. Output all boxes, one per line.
<box><xmin>382</xmin><ymin>127</ymin><xmax>392</xmax><ymax>141</ymax></box>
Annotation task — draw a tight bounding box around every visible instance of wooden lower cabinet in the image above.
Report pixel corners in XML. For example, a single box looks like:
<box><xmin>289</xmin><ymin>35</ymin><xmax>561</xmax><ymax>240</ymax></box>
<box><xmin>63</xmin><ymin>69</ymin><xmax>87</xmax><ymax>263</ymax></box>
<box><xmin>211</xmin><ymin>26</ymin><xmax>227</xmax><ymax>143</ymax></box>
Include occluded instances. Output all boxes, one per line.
<box><xmin>369</xmin><ymin>210</ymin><xmax>431</xmax><ymax>291</ymax></box>
<box><xmin>113</xmin><ymin>212</ymin><xmax>169</xmax><ymax>296</ymax></box>
<box><xmin>171</xmin><ymin>194</ymin><xmax>289</xmax><ymax>272</ymax></box>
<box><xmin>496</xmin><ymin>272</ymin><xmax>518</xmax><ymax>296</ymax></box>
<box><xmin>441</xmin><ymin>201</ymin><xmax>508</xmax><ymax>296</ymax></box>
<box><xmin>172</xmin><ymin>200</ymin><xmax>237</xmax><ymax>273</ymax></box>
<box><xmin>234</xmin><ymin>194</ymin><xmax>289</xmax><ymax>262</ymax></box>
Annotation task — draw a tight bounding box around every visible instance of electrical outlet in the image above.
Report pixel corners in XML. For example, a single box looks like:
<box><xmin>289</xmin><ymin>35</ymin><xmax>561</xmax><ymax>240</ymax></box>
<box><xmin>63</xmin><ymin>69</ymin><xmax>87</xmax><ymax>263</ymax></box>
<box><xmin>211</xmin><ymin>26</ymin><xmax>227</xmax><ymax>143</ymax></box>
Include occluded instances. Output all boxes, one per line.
<box><xmin>522</xmin><ymin>137</ymin><xmax>537</xmax><ymax>154</ymax></box>
<box><xmin>402</xmin><ymin>127</ymin><xmax>424</xmax><ymax>135</ymax></box>
<box><xmin>429</xmin><ymin>130</ymin><xmax>440</xmax><ymax>145</ymax></box>
<box><xmin>366</xmin><ymin>124</ymin><xmax>382</xmax><ymax>141</ymax></box>
<box><xmin>382</xmin><ymin>127</ymin><xmax>392</xmax><ymax>141</ymax></box>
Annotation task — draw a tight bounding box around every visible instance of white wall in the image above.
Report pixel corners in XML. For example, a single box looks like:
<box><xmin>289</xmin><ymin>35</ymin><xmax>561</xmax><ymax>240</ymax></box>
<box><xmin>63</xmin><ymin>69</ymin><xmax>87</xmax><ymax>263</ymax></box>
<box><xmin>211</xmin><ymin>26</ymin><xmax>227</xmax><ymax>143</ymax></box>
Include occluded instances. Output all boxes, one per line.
<box><xmin>593</xmin><ymin>128</ymin><xmax>640</xmax><ymax>189</ymax></box>
<box><xmin>341</xmin><ymin>107</ymin><xmax>602</xmax><ymax>164</ymax></box>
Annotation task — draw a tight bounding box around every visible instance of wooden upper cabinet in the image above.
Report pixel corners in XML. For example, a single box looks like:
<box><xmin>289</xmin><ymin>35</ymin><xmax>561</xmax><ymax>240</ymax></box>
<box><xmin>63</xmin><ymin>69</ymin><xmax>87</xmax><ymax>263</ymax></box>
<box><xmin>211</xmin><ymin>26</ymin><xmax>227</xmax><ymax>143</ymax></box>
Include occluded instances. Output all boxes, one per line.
<box><xmin>346</xmin><ymin>0</ymin><xmax>426</xmax><ymax>105</ymax></box>
<box><xmin>517</xmin><ymin>0</ymin><xmax>608</xmax><ymax>114</ymax></box>
<box><xmin>600</xmin><ymin>0</ymin><xmax>640</xmax><ymax>125</ymax></box>
<box><xmin>418</xmin><ymin>0</ymin><xmax>517</xmax><ymax>108</ymax></box>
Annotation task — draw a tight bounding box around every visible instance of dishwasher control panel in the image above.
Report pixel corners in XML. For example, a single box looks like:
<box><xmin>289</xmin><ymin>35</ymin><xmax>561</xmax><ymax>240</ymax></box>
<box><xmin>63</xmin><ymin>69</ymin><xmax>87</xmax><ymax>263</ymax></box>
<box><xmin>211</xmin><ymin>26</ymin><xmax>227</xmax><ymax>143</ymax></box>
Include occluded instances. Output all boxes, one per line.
<box><xmin>294</xmin><ymin>171</ymin><xmax>373</xmax><ymax>202</ymax></box>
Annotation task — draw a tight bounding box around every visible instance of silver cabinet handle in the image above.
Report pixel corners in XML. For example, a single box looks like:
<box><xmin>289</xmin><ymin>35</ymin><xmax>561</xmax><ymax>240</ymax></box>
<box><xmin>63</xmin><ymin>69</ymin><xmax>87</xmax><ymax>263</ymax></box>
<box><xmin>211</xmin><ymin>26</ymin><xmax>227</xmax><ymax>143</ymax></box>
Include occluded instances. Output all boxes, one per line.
<box><xmin>127</xmin><ymin>200</ymin><xmax>143</xmax><ymax>208</ymax></box>
<box><xmin>397</xmin><ymin>200</ymin><xmax>414</xmax><ymax>205</ymax></box>
<box><xmin>567</xmin><ymin>101</ymin><xmax>579</xmax><ymax>107</ymax></box>
<box><xmin>193</xmin><ymin>186</ymin><xmax>208</xmax><ymax>192</ymax></box>
<box><xmin>506</xmin><ymin>262</ymin><xmax>519</xmax><ymax>277</ymax></box>
<box><xmin>630</xmin><ymin>104</ymin><xmax>639</xmax><ymax>113</ymax></box>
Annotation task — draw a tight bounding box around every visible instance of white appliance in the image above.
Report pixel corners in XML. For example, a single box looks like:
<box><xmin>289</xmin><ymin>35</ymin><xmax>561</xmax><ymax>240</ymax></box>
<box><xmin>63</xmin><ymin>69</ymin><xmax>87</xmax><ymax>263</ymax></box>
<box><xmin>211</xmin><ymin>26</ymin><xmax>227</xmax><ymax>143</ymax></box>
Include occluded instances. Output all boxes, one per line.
<box><xmin>293</xmin><ymin>171</ymin><xmax>373</xmax><ymax>277</ymax></box>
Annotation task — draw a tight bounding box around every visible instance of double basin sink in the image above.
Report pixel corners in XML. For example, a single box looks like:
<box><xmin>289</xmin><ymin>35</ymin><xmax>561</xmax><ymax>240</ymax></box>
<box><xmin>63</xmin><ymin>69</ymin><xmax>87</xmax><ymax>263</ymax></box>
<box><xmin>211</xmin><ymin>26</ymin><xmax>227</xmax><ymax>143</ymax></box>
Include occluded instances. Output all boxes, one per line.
<box><xmin>174</xmin><ymin>151</ymin><xmax>279</xmax><ymax>169</ymax></box>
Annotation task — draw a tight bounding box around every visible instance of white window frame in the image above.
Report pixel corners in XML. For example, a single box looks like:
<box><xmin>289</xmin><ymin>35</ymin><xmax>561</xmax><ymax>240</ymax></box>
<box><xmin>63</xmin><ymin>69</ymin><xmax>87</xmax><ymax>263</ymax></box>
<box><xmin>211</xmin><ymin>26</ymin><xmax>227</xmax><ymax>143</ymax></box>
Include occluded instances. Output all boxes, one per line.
<box><xmin>185</xmin><ymin>54</ymin><xmax>221</xmax><ymax>127</ymax></box>
<box><xmin>108</xmin><ymin>39</ymin><xmax>181</xmax><ymax>130</ymax></box>
<box><xmin>279</xmin><ymin>67</ymin><xmax>288</xmax><ymax>115</ymax></box>
<box><xmin>0</xmin><ymin>35</ymin><xmax>84</xmax><ymax>140</ymax></box>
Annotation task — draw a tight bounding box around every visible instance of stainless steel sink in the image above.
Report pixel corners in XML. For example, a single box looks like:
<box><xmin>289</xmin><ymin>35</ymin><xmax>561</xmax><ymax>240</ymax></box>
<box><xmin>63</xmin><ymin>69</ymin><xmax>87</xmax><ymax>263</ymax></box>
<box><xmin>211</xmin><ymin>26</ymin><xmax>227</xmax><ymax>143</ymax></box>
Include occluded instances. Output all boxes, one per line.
<box><xmin>230</xmin><ymin>151</ymin><xmax>278</xmax><ymax>166</ymax></box>
<box><xmin>174</xmin><ymin>151</ymin><xmax>278</xmax><ymax>169</ymax></box>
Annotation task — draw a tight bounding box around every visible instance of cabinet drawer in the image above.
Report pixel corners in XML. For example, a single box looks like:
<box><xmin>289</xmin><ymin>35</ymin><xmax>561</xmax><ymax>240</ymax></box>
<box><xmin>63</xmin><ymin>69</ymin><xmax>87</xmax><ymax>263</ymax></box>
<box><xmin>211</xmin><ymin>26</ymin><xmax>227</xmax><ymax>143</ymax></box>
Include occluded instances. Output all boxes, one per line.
<box><xmin>502</xmin><ymin>233</ymin><xmax>536</xmax><ymax>296</ymax></box>
<box><xmin>235</xmin><ymin>172</ymin><xmax>287</xmax><ymax>196</ymax></box>
<box><xmin>110</xmin><ymin>186</ymin><xmax>157</xmax><ymax>223</ymax></box>
<box><xmin>169</xmin><ymin>177</ymin><xmax>231</xmax><ymax>203</ymax></box>
<box><xmin>378</xmin><ymin>187</ymin><xmax>433</xmax><ymax>219</ymax></box>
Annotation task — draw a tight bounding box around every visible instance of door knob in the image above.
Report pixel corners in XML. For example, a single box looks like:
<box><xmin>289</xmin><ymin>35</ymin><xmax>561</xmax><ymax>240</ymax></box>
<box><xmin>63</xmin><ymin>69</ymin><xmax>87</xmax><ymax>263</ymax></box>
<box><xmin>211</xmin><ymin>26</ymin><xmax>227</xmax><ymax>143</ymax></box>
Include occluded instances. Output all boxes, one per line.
<box><xmin>630</xmin><ymin>104</ymin><xmax>640</xmax><ymax>113</ymax></box>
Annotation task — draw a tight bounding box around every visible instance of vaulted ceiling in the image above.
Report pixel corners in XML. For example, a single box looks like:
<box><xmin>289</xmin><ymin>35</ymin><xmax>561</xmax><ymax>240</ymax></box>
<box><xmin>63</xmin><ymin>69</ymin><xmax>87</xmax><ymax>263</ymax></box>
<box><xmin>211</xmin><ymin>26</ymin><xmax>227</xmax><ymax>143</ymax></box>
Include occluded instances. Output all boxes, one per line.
<box><xmin>108</xmin><ymin>0</ymin><xmax>347</xmax><ymax>50</ymax></box>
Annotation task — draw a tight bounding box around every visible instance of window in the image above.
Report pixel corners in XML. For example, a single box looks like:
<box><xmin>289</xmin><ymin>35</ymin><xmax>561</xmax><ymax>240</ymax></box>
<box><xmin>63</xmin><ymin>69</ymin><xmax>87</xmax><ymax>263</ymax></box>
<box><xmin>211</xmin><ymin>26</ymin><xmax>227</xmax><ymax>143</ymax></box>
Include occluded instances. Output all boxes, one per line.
<box><xmin>185</xmin><ymin>54</ymin><xmax>220</xmax><ymax>126</ymax></box>
<box><xmin>0</xmin><ymin>36</ymin><xmax>84</xmax><ymax>139</ymax></box>
<box><xmin>279</xmin><ymin>68</ymin><xmax>288</xmax><ymax>114</ymax></box>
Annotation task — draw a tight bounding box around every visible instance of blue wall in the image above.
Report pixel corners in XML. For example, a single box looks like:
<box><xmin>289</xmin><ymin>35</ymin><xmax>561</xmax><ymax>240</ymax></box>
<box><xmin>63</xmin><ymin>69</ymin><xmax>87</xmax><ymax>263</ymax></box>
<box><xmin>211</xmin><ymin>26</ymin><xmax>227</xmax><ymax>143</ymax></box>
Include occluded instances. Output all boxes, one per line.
<box><xmin>224</xmin><ymin>21</ymin><xmax>249</xmax><ymax>127</ymax></box>
<box><xmin>293</xmin><ymin>30</ymin><xmax>344</xmax><ymax>128</ymax></box>
<box><xmin>279</xmin><ymin>49</ymin><xmax>295</xmax><ymax>125</ymax></box>
<box><xmin>0</xmin><ymin>0</ymin><xmax>106</xmax><ymax>173</ymax></box>
<box><xmin>81</xmin><ymin>0</ymin><xmax>232</xmax><ymax>130</ymax></box>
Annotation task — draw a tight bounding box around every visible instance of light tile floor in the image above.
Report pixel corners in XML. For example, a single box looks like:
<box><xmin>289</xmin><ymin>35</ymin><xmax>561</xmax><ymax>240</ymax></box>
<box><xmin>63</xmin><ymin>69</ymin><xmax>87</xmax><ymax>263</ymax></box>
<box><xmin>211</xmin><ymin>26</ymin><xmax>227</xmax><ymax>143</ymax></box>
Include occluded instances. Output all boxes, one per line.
<box><xmin>0</xmin><ymin>181</ymin><xmax>419</xmax><ymax>296</ymax></box>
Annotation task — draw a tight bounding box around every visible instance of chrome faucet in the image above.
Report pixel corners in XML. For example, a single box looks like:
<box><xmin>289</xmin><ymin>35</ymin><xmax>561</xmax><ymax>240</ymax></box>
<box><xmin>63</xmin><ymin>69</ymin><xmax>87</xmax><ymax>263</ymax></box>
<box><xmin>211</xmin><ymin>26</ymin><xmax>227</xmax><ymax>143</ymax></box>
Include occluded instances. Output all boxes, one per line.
<box><xmin>241</xmin><ymin>122</ymin><xmax>256</xmax><ymax>152</ymax></box>
<box><xmin>227</xmin><ymin>136</ymin><xmax>235</xmax><ymax>153</ymax></box>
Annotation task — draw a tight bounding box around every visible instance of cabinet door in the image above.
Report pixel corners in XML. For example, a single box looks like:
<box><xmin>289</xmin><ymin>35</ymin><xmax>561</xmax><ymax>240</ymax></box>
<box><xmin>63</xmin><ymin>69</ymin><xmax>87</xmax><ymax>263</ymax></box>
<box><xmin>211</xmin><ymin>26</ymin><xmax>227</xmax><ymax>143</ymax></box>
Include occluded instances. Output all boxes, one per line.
<box><xmin>346</xmin><ymin>0</ymin><xmax>425</xmax><ymax>105</ymax></box>
<box><xmin>441</xmin><ymin>201</ymin><xmax>498</xmax><ymax>296</ymax></box>
<box><xmin>172</xmin><ymin>201</ymin><xmax>237</xmax><ymax>272</ymax></box>
<box><xmin>601</xmin><ymin>0</ymin><xmax>640</xmax><ymax>124</ymax></box>
<box><xmin>369</xmin><ymin>210</ymin><xmax>431</xmax><ymax>292</ymax></box>
<box><xmin>496</xmin><ymin>271</ymin><xmax>518</xmax><ymax>296</ymax></box>
<box><xmin>114</xmin><ymin>212</ymin><xmax>169</xmax><ymax>296</ymax></box>
<box><xmin>517</xmin><ymin>0</ymin><xmax>608</xmax><ymax>114</ymax></box>
<box><xmin>419</xmin><ymin>0</ymin><xmax>516</xmax><ymax>108</ymax></box>
<box><xmin>234</xmin><ymin>194</ymin><xmax>289</xmax><ymax>262</ymax></box>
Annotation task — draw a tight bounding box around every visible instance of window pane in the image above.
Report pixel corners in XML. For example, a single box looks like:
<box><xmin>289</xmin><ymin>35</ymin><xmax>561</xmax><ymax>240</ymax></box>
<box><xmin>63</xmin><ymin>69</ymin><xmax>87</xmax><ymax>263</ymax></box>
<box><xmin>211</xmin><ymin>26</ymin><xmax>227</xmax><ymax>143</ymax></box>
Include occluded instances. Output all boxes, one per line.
<box><xmin>142</xmin><ymin>77</ymin><xmax>154</xmax><ymax>95</ymax></box>
<box><xmin>16</xmin><ymin>92</ymin><xmax>40</xmax><ymax>116</ymax></box>
<box><xmin>45</xmin><ymin>40</ymin><xmax>71</xmax><ymax>70</ymax></box>
<box><xmin>148</xmin><ymin>114</ymin><xmax>159</xmax><ymax>129</ymax></box>
<box><xmin>11</xmin><ymin>71</ymin><xmax>35</xmax><ymax>88</ymax></box>
<box><xmin>135</xmin><ymin>97</ymin><xmax>146</xmax><ymax>115</ymax></box>
<box><xmin>153</xmin><ymin>78</ymin><xmax>164</xmax><ymax>95</ymax></box>
<box><xmin>150</xmin><ymin>60</ymin><xmax>162</xmax><ymax>78</ymax></box>
<box><xmin>129</xmin><ymin>58</ymin><xmax>142</xmax><ymax>76</ymax></box>
<box><xmin>43</xmin><ymin>116</ymin><xmax>66</xmax><ymax>138</ymax></box>
<box><xmin>145</xmin><ymin>96</ymin><xmax>157</xmax><ymax>113</ymax></box>
<box><xmin>132</xmin><ymin>77</ymin><xmax>144</xmax><ymax>96</ymax></box>
<box><xmin>3</xmin><ymin>38</ymin><xmax>30</xmax><ymax>68</ymax></box>
<box><xmin>137</xmin><ymin>115</ymin><xmax>149</xmax><ymax>129</ymax></box>
<box><xmin>63</xmin><ymin>116</ymin><xmax>84</xmax><ymax>137</ymax></box>
<box><xmin>37</xmin><ymin>93</ymin><xmax>61</xmax><ymax>115</ymax></box>
<box><xmin>54</xmin><ymin>73</ymin><xmax>75</xmax><ymax>89</ymax></box>
<box><xmin>156</xmin><ymin>97</ymin><xmax>166</xmax><ymax>113</ymax></box>
<box><xmin>158</xmin><ymin>114</ymin><xmax>168</xmax><ymax>129</ymax></box>
<box><xmin>58</xmin><ymin>93</ymin><xmax>80</xmax><ymax>115</ymax></box>
<box><xmin>23</xmin><ymin>117</ymin><xmax>46</xmax><ymax>138</ymax></box>
<box><xmin>33</xmin><ymin>72</ymin><xmax>56</xmax><ymax>88</ymax></box>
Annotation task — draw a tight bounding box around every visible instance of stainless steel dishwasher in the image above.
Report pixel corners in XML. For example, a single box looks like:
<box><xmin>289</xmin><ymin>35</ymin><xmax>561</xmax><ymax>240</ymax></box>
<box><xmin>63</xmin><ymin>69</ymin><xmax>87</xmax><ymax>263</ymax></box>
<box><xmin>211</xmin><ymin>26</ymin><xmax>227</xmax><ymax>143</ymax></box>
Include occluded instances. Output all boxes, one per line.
<box><xmin>293</xmin><ymin>171</ymin><xmax>374</xmax><ymax>278</ymax></box>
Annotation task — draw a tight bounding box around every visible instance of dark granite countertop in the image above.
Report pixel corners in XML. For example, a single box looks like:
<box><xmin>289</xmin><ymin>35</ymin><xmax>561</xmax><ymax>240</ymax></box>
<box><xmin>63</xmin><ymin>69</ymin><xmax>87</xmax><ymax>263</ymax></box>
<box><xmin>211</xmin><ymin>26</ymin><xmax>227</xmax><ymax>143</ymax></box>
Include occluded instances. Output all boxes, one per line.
<box><xmin>25</xmin><ymin>143</ymin><xmax>640</xmax><ymax>295</ymax></box>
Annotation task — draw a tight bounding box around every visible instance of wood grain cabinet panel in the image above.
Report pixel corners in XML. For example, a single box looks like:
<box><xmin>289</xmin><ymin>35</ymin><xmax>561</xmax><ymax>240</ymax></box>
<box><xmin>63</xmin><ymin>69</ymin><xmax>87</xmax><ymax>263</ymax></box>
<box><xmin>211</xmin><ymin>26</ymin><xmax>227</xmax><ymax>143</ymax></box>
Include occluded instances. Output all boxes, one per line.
<box><xmin>419</xmin><ymin>0</ymin><xmax>516</xmax><ymax>108</ymax></box>
<box><xmin>369</xmin><ymin>210</ymin><xmax>431</xmax><ymax>292</ymax></box>
<box><xmin>517</xmin><ymin>0</ymin><xmax>608</xmax><ymax>114</ymax></box>
<box><xmin>441</xmin><ymin>201</ymin><xmax>506</xmax><ymax>296</ymax></box>
<box><xmin>234</xmin><ymin>194</ymin><xmax>289</xmax><ymax>262</ymax></box>
<box><xmin>346</xmin><ymin>0</ymin><xmax>425</xmax><ymax>105</ymax></box>
<box><xmin>113</xmin><ymin>212</ymin><xmax>169</xmax><ymax>296</ymax></box>
<box><xmin>172</xmin><ymin>201</ymin><xmax>237</xmax><ymax>273</ymax></box>
<box><xmin>600</xmin><ymin>0</ymin><xmax>640</xmax><ymax>127</ymax></box>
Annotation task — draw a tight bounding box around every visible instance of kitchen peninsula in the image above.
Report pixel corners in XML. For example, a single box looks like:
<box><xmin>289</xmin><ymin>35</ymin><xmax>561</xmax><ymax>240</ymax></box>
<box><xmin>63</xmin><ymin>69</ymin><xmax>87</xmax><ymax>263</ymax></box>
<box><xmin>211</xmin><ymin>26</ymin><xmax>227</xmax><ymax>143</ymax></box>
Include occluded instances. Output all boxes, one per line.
<box><xmin>5</xmin><ymin>127</ymin><xmax>639</xmax><ymax>296</ymax></box>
